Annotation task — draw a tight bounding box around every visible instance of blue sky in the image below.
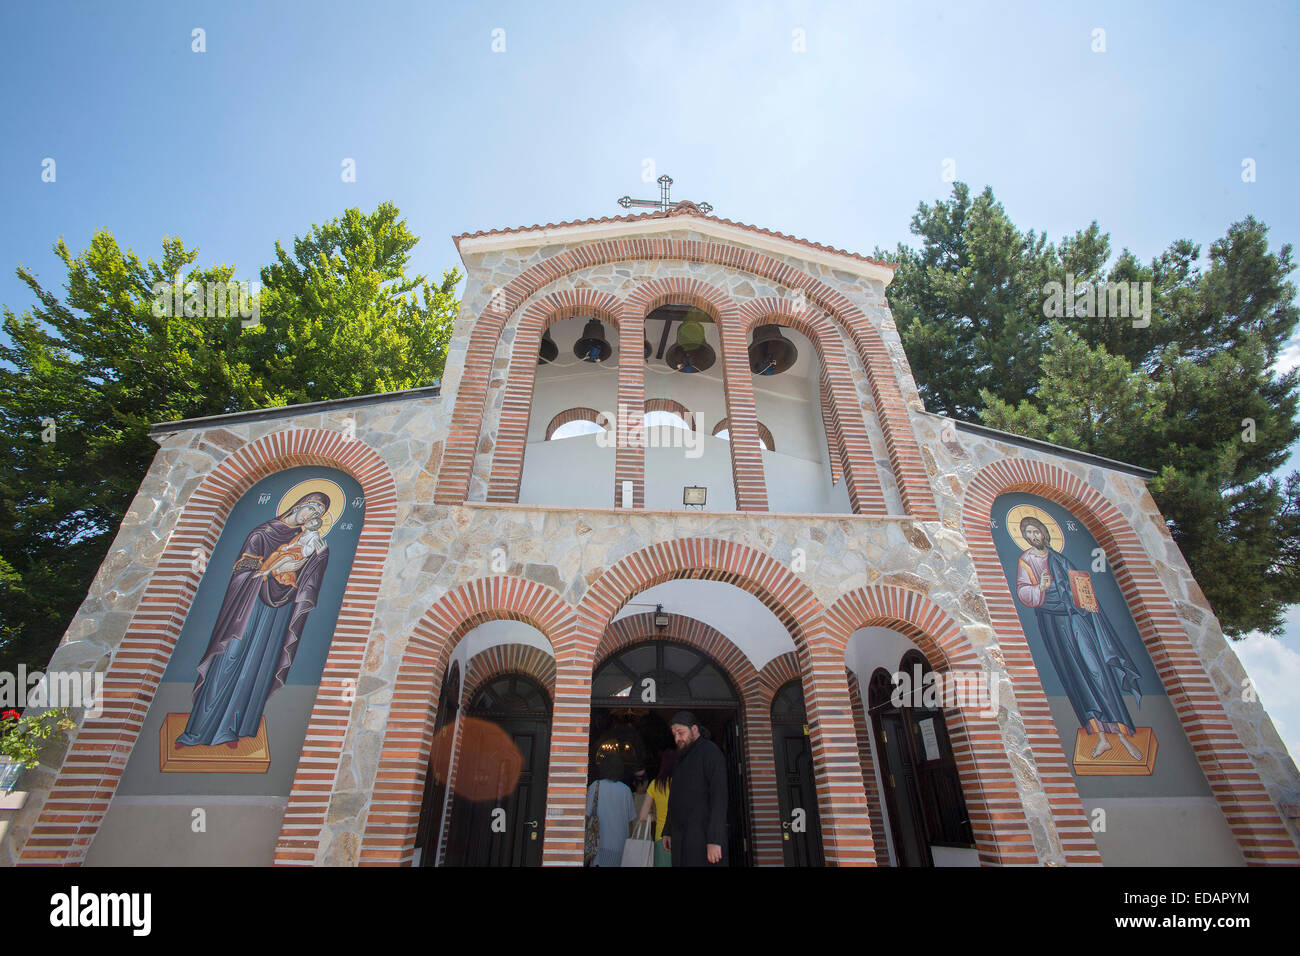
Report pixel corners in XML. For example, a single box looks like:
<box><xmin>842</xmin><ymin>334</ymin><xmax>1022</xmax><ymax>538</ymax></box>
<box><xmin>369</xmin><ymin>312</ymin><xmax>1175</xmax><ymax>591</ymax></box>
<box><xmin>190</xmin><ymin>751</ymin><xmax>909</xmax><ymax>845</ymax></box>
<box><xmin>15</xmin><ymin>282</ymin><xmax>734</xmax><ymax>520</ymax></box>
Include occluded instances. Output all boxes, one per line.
<box><xmin>2</xmin><ymin>1</ymin><xmax>1299</xmax><ymax>759</ymax></box>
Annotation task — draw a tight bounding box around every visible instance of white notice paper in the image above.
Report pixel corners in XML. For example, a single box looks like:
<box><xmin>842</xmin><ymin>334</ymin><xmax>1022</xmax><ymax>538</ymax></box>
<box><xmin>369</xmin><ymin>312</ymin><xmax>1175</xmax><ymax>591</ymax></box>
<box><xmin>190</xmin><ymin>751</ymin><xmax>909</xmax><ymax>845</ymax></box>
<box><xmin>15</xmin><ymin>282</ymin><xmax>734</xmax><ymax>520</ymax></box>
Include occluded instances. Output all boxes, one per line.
<box><xmin>918</xmin><ymin>718</ymin><xmax>941</xmax><ymax>762</ymax></box>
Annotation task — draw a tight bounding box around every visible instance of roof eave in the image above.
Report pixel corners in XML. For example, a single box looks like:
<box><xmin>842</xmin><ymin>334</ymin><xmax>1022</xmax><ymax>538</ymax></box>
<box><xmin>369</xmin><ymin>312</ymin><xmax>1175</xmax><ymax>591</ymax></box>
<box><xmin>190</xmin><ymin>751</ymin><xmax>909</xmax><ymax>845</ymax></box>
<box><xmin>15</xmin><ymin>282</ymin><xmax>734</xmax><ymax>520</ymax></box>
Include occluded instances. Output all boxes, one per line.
<box><xmin>452</xmin><ymin>211</ymin><xmax>897</xmax><ymax>286</ymax></box>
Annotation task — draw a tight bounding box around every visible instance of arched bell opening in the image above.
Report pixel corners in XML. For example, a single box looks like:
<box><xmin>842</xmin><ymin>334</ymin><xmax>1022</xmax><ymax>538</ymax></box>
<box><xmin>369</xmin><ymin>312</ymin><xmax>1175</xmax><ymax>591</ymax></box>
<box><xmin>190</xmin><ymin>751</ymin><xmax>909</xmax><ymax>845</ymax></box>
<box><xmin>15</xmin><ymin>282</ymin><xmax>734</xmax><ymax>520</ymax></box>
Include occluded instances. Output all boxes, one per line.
<box><xmin>641</xmin><ymin>303</ymin><xmax>735</xmax><ymax>511</ymax></box>
<box><xmin>747</xmin><ymin>322</ymin><xmax>851</xmax><ymax>515</ymax></box>
<box><xmin>518</xmin><ymin>313</ymin><xmax>619</xmax><ymax>507</ymax></box>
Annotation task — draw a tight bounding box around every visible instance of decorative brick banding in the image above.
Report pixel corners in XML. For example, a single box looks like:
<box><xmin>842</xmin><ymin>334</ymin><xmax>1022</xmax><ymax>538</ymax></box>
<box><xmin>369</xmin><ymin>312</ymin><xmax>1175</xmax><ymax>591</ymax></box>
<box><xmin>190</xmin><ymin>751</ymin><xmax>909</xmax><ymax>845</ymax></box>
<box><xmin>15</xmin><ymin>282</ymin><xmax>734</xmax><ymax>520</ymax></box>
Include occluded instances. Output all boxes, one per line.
<box><xmin>17</xmin><ymin>428</ymin><xmax>398</xmax><ymax>867</ymax></box>
<box><xmin>464</xmin><ymin>643</ymin><xmax>557</xmax><ymax>699</ymax></box>
<box><xmin>963</xmin><ymin>459</ymin><xmax>1300</xmax><ymax>865</ymax></box>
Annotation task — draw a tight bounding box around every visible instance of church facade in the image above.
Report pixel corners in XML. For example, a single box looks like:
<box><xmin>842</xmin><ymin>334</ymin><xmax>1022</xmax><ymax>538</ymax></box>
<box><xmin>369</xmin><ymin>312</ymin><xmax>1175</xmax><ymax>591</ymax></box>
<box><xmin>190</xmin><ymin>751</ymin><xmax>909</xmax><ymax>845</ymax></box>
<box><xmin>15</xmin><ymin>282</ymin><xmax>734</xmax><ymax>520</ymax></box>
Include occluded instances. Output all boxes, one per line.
<box><xmin>5</xmin><ymin>199</ymin><xmax>1299</xmax><ymax>867</ymax></box>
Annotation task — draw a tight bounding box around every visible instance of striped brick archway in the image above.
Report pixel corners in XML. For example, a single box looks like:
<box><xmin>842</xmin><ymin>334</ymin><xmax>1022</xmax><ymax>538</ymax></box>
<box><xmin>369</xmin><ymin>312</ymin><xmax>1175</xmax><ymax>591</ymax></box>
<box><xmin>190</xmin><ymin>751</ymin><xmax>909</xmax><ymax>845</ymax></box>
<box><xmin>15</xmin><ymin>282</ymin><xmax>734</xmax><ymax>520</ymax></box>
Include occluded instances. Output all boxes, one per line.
<box><xmin>18</xmin><ymin>428</ymin><xmax>398</xmax><ymax>867</ymax></box>
<box><xmin>463</xmin><ymin>643</ymin><xmax>558</xmax><ymax>700</ymax></box>
<box><xmin>540</xmin><ymin>537</ymin><xmax>878</xmax><ymax>866</ymax></box>
<box><xmin>738</xmin><ymin>297</ymin><xmax>887</xmax><ymax>515</ymax></box>
<box><xmin>963</xmin><ymin>458</ymin><xmax>1300</xmax><ymax>865</ymax></box>
<box><xmin>595</xmin><ymin>612</ymin><xmax>786</xmax><ymax>865</ymax></box>
<box><xmin>359</xmin><ymin>577</ymin><xmax>577</xmax><ymax>866</ymax></box>
<box><xmin>440</xmin><ymin>233</ymin><xmax>937</xmax><ymax>519</ymax></box>
<box><xmin>825</xmin><ymin>585</ymin><xmax>1044</xmax><ymax>865</ymax></box>
<box><xmin>487</xmin><ymin>289</ymin><xmax>621</xmax><ymax>503</ymax></box>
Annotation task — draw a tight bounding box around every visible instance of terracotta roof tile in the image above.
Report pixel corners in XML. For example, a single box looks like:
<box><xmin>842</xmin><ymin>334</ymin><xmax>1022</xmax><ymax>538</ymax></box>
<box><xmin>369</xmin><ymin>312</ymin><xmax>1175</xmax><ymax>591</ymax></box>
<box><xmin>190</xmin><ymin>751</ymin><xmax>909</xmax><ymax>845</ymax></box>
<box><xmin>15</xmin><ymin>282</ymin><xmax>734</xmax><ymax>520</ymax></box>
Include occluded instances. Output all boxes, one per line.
<box><xmin>452</xmin><ymin>202</ymin><xmax>897</xmax><ymax>271</ymax></box>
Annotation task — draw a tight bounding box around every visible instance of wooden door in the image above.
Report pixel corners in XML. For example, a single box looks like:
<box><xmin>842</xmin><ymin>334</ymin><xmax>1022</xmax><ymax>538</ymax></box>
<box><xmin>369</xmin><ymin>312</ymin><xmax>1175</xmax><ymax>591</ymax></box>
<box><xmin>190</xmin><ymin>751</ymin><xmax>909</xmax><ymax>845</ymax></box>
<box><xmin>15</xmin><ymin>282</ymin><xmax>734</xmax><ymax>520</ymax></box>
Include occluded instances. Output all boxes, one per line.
<box><xmin>868</xmin><ymin>656</ymin><xmax>976</xmax><ymax>867</ymax></box>
<box><xmin>770</xmin><ymin>681</ymin><xmax>824</xmax><ymax>866</ymax></box>
<box><xmin>445</xmin><ymin>674</ymin><xmax>551</xmax><ymax>867</ymax></box>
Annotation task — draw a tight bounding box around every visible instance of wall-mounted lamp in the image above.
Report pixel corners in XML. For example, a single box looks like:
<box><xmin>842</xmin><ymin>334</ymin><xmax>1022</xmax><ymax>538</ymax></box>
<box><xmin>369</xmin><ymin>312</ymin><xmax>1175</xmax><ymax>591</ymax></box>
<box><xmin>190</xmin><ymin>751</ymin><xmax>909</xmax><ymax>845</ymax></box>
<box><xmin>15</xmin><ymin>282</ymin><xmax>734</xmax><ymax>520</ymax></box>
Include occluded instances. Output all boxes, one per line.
<box><xmin>683</xmin><ymin>485</ymin><xmax>707</xmax><ymax>508</ymax></box>
<box><xmin>653</xmin><ymin>604</ymin><xmax>670</xmax><ymax>629</ymax></box>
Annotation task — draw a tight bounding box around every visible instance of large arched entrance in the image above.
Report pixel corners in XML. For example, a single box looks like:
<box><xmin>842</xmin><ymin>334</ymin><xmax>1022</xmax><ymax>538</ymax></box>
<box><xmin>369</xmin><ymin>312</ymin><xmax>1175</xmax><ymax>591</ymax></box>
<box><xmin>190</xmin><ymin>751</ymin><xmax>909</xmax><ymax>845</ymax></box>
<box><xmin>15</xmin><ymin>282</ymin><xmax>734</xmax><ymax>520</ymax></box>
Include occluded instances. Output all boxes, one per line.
<box><xmin>590</xmin><ymin>638</ymin><xmax>753</xmax><ymax>866</ymax></box>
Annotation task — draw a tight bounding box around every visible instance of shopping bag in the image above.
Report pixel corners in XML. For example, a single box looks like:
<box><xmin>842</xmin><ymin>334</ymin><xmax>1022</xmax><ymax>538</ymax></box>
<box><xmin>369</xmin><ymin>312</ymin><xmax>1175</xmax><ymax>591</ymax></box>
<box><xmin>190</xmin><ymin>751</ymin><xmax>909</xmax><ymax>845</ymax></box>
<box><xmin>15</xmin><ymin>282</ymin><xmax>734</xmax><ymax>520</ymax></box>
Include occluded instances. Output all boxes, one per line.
<box><xmin>621</xmin><ymin>819</ymin><xmax>655</xmax><ymax>867</ymax></box>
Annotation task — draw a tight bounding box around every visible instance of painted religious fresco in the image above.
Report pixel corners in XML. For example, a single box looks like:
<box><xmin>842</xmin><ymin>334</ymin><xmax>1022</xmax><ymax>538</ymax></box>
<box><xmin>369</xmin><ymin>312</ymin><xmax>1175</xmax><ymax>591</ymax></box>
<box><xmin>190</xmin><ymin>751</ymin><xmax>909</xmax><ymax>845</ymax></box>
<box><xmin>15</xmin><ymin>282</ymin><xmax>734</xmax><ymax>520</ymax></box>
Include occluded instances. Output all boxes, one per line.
<box><xmin>85</xmin><ymin>465</ymin><xmax>365</xmax><ymax>865</ymax></box>
<box><xmin>991</xmin><ymin>493</ymin><xmax>1211</xmax><ymax>798</ymax></box>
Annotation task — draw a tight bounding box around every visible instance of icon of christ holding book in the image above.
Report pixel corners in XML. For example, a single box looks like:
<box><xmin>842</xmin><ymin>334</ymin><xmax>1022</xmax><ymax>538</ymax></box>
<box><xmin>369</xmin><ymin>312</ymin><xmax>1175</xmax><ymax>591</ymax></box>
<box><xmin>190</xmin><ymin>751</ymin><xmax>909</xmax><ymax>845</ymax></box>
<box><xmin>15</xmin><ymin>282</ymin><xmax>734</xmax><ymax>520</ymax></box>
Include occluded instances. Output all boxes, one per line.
<box><xmin>1011</xmin><ymin>508</ymin><xmax>1146</xmax><ymax>762</ymax></box>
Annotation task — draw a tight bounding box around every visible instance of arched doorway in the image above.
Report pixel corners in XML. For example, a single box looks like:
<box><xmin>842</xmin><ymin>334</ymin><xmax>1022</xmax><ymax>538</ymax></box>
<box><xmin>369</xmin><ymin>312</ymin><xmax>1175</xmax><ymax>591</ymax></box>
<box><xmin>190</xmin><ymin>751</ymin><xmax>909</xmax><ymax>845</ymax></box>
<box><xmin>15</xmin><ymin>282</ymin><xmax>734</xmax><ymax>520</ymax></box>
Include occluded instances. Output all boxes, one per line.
<box><xmin>867</xmin><ymin>651</ymin><xmax>975</xmax><ymax>866</ymax></box>
<box><xmin>590</xmin><ymin>639</ymin><xmax>753</xmax><ymax>866</ymax></box>
<box><xmin>444</xmin><ymin>672</ymin><xmax>552</xmax><ymax>866</ymax></box>
<box><xmin>414</xmin><ymin>662</ymin><xmax>460</xmax><ymax>866</ymax></box>
<box><xmin>770</xmin><ymin>680</ymin><xmax>824</xmax><ymax>866</ymax></box>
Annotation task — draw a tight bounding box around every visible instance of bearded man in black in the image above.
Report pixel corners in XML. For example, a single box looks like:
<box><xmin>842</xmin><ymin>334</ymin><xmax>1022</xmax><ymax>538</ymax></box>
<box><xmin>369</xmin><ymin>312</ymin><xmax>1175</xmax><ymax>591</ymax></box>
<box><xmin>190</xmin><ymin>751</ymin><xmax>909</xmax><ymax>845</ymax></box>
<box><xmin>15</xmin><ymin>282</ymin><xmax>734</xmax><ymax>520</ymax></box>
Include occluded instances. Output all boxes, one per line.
<box><xmin>661</xmin><ymin>711</ymin><xmax>728</xmax><ymax>866</ymax></box>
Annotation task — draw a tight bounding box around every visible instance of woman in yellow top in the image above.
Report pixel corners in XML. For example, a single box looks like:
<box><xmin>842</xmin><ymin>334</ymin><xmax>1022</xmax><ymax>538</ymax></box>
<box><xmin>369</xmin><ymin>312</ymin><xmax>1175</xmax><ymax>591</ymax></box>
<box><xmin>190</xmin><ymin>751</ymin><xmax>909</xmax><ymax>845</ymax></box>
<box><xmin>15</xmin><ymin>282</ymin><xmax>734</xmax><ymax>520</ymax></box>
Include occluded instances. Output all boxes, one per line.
<box><xmin>637</xmin><ymin>749</ymin><xmax>676</xmax><ymax>867</ymax></box>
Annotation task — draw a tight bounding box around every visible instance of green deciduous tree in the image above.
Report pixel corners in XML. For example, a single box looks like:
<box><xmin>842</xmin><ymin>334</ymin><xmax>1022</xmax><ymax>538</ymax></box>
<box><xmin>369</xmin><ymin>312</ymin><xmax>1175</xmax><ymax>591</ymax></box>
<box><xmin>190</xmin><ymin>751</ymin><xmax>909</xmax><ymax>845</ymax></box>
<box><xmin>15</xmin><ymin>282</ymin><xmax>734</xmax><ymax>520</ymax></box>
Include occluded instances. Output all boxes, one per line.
<box><xmin>0</xmin><ymin>203</ymin><xmax>460</xmax><ymax>676</ymax></box>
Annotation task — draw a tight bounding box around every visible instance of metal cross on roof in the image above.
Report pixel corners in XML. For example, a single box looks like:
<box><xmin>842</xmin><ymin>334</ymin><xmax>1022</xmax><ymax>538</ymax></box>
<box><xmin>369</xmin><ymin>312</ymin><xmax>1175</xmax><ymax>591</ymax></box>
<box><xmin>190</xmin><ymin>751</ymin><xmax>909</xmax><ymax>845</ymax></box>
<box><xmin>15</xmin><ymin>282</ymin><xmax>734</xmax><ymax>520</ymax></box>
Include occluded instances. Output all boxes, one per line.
<box><xmin>618</xmin><ymin>175</ymin><xmax>712</xmax><ymax>215</ymax></box>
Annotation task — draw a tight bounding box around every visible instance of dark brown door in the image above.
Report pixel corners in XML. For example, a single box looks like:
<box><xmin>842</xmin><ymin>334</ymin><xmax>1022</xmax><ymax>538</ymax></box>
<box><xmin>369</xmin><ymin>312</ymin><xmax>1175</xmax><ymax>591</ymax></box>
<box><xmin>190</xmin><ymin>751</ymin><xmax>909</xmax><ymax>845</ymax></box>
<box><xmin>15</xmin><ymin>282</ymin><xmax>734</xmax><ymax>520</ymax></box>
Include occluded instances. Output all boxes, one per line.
<box><xmin>868</xmin><ymin>656</ymin><xmax>976</xmax><ymax>867</ymax></box>
<box><xmin>873</xmin><ymin>696</ymin><xmax>931</xmax><ymax>867</ymax></box>
<box><xmin>771</xmin><ymin>681</ymin><xmax>824</xmax><ymax>866</ymax></box>
<box><xmin>445</xmin><ymin>674</ymin><xmax>551</xmax><ymax>867</ymax></box>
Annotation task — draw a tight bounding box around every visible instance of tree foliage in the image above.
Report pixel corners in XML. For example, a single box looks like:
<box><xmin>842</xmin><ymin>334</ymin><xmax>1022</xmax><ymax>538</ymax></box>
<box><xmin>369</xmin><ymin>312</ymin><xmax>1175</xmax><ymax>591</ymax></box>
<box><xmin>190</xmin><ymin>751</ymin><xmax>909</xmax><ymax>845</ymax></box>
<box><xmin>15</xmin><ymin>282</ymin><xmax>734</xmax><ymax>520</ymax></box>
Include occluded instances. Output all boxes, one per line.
<box><xmin>880</xmin><ymin>184</ymin><xmax>1300</xmax><ymax>636</ymax></box>
<box><xmin>0</xmin><ymin>203</ymin><xmax>460</xmax><ymax>675</ymax></box>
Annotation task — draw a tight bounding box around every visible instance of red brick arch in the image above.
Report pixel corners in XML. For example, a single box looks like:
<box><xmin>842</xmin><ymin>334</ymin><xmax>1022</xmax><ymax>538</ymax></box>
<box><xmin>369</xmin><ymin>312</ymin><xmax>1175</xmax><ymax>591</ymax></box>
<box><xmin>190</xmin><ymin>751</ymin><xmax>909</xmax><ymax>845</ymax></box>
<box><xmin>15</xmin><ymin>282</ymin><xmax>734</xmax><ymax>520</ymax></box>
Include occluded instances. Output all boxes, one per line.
<box><xmin>595</xmin><ymin>613</ymin><xmax>788</xmax><ymax>865</ymax></box>
<box><xmin>19</xmin><ymin>427</ymin><xmax>398</xmax><ymax>867</ymax></box>
<box><xmin>739</xmin><ymin>297</ymin><xmax>887</xmax><ymax>514</ymax></box>
<box><xmin>963</xmin><ymin>458</ymin><xmax>1300</xmax><ymax>865</ymax></box>
<box><xmin>533</xmin><ymin>538</ymin><xmax>878</xmax><ymax>866</ymax></box>
<box><xmin>359</xmin><ymin>576</ymin><xmax>577</xmax><ymax>865</ymax></box>
<box><xmin>463</xmin><ymin>643</ymin><xmax>557</xmax><ymax>700</ymax></box>
<box><xmin>544</xmin><ymin>407</ymin><xmax>608</xmax><ymax>441</ymax></box>
<box><xmin>826</xmin><ymin>585</ymin><xmax>1045</xmax><ymax>865</ymax></box>
<box><xmin>486</xmin><ymin>289</ymin><xmax>621</xmax><ymax>503</ymax></box>
<box><xmin>441</xmin><ymin>237</ymin><xmax>937</xmax><ymax>518</ymax></box>
<box><xmin>643</xmin><ymin>397</ymin><xmax>697</xmax><ymax>430</ymax></box>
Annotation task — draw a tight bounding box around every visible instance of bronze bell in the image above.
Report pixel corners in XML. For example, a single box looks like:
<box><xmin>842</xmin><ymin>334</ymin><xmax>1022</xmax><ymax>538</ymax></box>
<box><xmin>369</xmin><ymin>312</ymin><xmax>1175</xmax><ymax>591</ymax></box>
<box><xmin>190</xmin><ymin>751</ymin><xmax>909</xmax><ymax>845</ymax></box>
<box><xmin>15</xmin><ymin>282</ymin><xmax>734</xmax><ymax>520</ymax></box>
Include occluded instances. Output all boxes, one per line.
<box><xmin>538</xmin><ymin>328</ymin><xmax>559</xmax><ymax>365</ymax></box>
<box><xmin>574</xmin><ymin>319</ymin><xmax>612</xmax><ymax>363</ymax></box>
<box><xmin>748</xmin><ymin>325</ymin><xmax>798</xmax><ymax>375</ymax></box>
<box><xmin>666</xmin><ymin>312</ymin><xmax>716</xmax><ymax>373</ymax></box>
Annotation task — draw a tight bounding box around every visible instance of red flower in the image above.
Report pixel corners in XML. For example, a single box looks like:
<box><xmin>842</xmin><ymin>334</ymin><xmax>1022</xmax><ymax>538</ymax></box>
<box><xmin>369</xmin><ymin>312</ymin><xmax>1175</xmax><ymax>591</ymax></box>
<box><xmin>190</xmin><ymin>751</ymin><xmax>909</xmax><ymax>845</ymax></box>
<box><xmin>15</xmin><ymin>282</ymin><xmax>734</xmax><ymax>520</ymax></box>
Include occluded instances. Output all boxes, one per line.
<box><xmin>1</xmin><ymin>710</ymin><xmax>19</xmax><ymax>721</ymax></box>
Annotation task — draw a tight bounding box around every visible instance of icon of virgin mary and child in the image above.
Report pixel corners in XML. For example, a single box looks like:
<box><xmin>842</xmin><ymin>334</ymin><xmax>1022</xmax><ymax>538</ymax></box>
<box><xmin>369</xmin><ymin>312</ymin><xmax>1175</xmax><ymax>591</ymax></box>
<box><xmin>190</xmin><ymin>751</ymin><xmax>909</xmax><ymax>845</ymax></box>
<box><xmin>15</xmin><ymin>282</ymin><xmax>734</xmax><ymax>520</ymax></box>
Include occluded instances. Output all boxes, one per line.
<box><xmin>1010</xmin><ymin>506</ymin><xmax>1147</xmax><ymax>762</ymax></box>
<box><xmin>175</xmin><ymin>481</ymin><xmax>343</xmax><ymax>749</ymax></box>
